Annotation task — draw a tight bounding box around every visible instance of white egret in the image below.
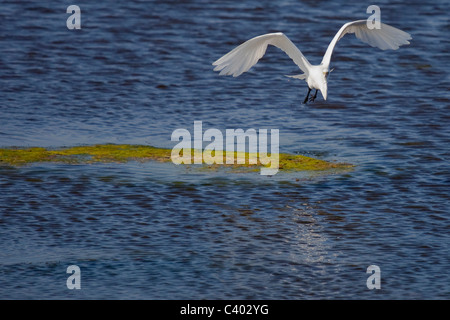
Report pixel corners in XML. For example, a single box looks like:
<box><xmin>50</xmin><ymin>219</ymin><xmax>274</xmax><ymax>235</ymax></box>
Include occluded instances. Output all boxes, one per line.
<box><xmin>213</xmin><ymin>20</ymin><xmax>411</xmax><ymax>103</ymax></box>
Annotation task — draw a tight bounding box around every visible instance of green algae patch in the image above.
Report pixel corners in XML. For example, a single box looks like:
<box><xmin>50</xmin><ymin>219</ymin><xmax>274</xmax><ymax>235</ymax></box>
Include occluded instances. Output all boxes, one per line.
<box><xmin>51</xmin><ymin>144</ymin><xmax>172</xmax><ymax>163</ymax></box>
<box><xmin>0</xmin><ymin>144</ymin><xmax>172</xmax><ymax>166</ymax></box>
<box><xmin>0</xmin><ymin>144</ymin><xmax>352</xmax><ymax>173</ymax></box>
<box><xmin>278</xmin><ymin>153</ymin><xmax>343</xmax><ymax>171</ymax></box>
<box><xmin>0</xmin><ymin>147</ymin><xmax>53</xmax><ymax>166</ymax></box>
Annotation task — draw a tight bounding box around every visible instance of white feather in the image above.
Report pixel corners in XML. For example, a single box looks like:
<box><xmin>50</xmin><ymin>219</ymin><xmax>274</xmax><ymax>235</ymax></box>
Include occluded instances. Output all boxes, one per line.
<box><xmin>212</xmin><ymin>20</ymin><xmax>412</xmax><ymax>102</ymax></box>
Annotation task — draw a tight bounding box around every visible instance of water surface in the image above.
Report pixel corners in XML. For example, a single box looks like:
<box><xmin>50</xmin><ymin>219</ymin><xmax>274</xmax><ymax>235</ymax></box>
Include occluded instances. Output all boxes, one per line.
<box><xmin>0</xmin><ymin>0</ymin><xmax>449</xmax><ymax>299</ymax></box>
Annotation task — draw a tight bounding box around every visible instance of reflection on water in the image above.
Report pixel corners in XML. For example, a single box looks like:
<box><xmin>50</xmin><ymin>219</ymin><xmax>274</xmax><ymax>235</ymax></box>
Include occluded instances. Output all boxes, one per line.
<box><xmin>0</xmin><ymin>0</ymin><xmax>449</xmax><ymax>299</ymax></box>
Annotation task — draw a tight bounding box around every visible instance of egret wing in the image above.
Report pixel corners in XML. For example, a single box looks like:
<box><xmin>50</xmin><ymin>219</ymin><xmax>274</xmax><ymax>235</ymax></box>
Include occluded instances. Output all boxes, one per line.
<box><xmin>321</xmin><ymin>20</ymin><xmax>412</xmax><ymax>68</ymax></box>
<box><xmin>213</xmin><ymin>33</ymin><xmax>311</xmax><ymax>77</ymax></box>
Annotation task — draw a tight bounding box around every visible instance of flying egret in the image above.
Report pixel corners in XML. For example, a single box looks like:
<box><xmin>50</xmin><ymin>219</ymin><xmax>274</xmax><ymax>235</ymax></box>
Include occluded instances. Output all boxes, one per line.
<box><xmin>212</xmin><ymin>20</ymin><xmax>412</xmax><ymax>103</ymax></box>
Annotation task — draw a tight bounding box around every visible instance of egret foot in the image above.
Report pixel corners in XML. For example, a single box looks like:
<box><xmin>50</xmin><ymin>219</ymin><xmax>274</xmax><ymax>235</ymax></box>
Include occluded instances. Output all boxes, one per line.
<box><xmin>308</xmin><ymin>89</ymin><xmax>318</xmax><ymax>102</ymax></box>
<box><xmin>303</xmin><ymin>88</ymin><xmax>311</xmax><ymax>104</ymax></box>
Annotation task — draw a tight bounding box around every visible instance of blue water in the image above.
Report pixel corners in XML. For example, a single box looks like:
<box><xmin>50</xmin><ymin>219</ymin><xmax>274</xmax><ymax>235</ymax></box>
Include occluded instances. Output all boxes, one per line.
<box><xmin>0</xmin><ymin>0</ymin><xmax>449</xmax><ymax>299</ymax></box>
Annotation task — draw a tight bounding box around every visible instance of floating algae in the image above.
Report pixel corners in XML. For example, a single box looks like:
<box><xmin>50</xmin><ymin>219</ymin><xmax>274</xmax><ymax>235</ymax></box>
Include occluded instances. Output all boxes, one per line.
<box><xmin>0</xmin><ymin>144</ymin><xmax>353</xmax><ymax>173</ymax></box>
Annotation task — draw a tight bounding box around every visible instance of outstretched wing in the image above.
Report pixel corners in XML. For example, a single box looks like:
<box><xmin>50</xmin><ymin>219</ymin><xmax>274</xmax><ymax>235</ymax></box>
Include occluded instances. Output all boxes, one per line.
<box><xmin>213</xmin><ymin>32</ymin><xmax>311</xmax><ymax>77</ymax></box>
<box><xmin>321</xmin><ymin>20</ymin><xmax>412</xmax><ymax>68</ymax></box>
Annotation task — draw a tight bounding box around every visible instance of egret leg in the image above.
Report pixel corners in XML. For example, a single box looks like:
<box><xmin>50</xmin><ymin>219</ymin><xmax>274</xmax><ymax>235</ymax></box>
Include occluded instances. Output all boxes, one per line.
<box><xmin>309</xmin><ymin>89</ymin><xmax>318</xmax><ymax>102</ymax></box>
<box><xmin>303</xmin><ymin>88</ymin><xmax>311</xmax><ymax>104</ymax></box>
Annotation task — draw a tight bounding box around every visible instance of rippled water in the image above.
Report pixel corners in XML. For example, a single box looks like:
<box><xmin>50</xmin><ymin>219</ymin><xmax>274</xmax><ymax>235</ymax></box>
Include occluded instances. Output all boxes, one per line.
<box><xmin>0</xmin><ymin>0</ymin><xmax>449</xmax><ymax>299</ymax></box>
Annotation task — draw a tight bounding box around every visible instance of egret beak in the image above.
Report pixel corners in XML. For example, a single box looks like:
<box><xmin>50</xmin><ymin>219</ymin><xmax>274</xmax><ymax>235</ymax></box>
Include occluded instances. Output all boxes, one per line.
<box><xmin>320</xmin><ymin>83</ymin><xmax>328</xmax><ymax>101</ymax></box>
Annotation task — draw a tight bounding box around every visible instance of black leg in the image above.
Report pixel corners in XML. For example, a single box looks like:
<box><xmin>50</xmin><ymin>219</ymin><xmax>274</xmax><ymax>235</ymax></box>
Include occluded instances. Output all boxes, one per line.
<box><xmin>309</xmin><ymin>89</ymin><xmax>318</xmax><ymax>102</ymax></box>
<box><xmin>303</xmin><ymin>88</ymin><xmax>311</xmax><ymax>104</ymax></box>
